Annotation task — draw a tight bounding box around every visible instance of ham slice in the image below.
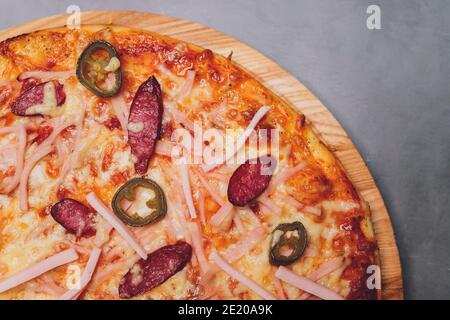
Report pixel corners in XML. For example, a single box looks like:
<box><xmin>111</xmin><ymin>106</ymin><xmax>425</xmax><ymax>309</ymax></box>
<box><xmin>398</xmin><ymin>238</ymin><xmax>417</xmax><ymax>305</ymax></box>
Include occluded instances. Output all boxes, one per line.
<box><xmin>0</xmin><ymin>249</ymin><xmax>78</xmax><ymax>294</ymax></box>
<box><xmin>210</xmin><ymin>251</ymin><xmax>276</xmax><ymax>300</ymax></box>
<box><xmin>18</xmin><ymin>70</ymin><xmax>75</xmax><ymax>82</ymax></box>
<box><xmin>188</xmin><ymin>223</ymin><xmax>210</xmax><ymax>274</ymax></box>
<box><xmin>86</xmin><ymin>192</ymin><xmax>147</xmax><ymax>259</ymax></box>
<box><xmin>222</xmin><ymin>227</ymin><xmax>265</xmax><ymax>263</ymax></box>
<box><xmin>155</xmin><ymin>140</ymin><xmax>177</xmax><ymax>157</ymax></box>
<box><xmin>179</xmin><ymin>163</ymin><xmax>197</xmax><ymax>219</ymax></box>
<box><xmin>282</xmin><ymin>194</ymin><xmax>305</xmax><ymax>210</ymax></box>
<box><xmin>111</xmin><ymin>93</ymin><xmax>129</xmax><ymax>134</ymax></box>
<box><xmin>58</xmin><ymin>247</ymin><xmax>101</xmax><ymax>300</ymax></box>
<box><xmin>193</xmin><ymin>169</ymin><xmax>225</xmax><ymax>206</ymax></box>
<box><xmin>1</xmin><ymin>124</ymin><xmax>26</xmax><ymax>194</ymax></box>
<box><xmin>303</xmin><ymin>205</ymin><xmax>322</xmax><ymax>216</ymax></box>
<box><xmin>258</xmin><ymin>195</ymin><xmax>281</xmax><ymax>215</ymax></box>
<box><xmin>203</xmin><ymin>105</ymin><xmax>270</xmax><ymax>172</ymax></box>
<box><xmin>233</xmin><ymin>213</ymin><xmax>245</xmax><ymax>233</ymax></box>
<box><xmin>58</xmin><ymin>123</ymin><xmax>83</xmax><ymax>184</ymax></box>
<box><xmin>297</xmin><ymin>257</ymin><xmax>344</xmax><ymax>300</ymax></box>
<box><xmin>176</xmin><ymin>70</ymin><xmax>196</xmax><ymax>102</ymax></box>
<box><xmin>164</xmin><ymin>100</ymin><xmax>194</xmax><ymax>131</ymax></box>
<box><xmin>198</xmin><ymin>227</ymin><xmax>265</xmax><ymax>287</ymax></box>
<box><xmin>267</xmin><ymin>162</ymin><xmax>306</xmax><ymax>194</ymax></box>
<box><xmin>275</xmin><ymin>266</ymin><xmax>344</xmax><ymax>300</ymax></box>
<box><xmin>198</xmin><ymin>190</ymin><xmax>206</xmax><ymax>226</ymax></box>
<box><xmin>18</xmin><ymin>144</ymin><xmax>53</xmax><ymax>211</ymax></box>
<box><xmin>210</xmin><ymin>201</ymin><xmax>234</xmax><ymax>227</ymax></box>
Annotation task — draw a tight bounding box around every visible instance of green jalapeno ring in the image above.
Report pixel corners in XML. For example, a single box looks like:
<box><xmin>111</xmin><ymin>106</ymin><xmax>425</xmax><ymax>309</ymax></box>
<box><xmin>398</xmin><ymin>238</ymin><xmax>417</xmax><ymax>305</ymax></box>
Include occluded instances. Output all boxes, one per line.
<box><xmin>76</xmin><ymin>40</ymin><xmax>122</xmax><ymax>98</ymax></box>
<box><xmin>269</xmin><ymin>221</ymin><xmax>308</xmax><ymax>266</ymax></box>
<box><xmin>112</xmin><ymin>178</ymin><xmax>167</xmax><ymax>227</ymax></box>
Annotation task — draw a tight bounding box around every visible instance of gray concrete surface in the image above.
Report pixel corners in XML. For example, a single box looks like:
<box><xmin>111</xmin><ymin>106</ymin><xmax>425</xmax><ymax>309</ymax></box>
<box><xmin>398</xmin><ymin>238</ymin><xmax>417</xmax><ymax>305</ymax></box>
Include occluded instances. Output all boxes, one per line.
<box><xmin>1</xmin><ymin>0</ymin><xmax>449</xmax><ymax>300</ymax></box>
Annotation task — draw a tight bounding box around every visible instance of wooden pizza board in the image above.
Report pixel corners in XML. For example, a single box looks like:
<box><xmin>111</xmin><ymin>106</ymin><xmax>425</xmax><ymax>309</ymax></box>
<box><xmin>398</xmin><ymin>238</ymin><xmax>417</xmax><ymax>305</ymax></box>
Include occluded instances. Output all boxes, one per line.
<box><xmin>0</xmin><ymin>10</ymin><xmax>403</xmax><ymax>299</ymax></box>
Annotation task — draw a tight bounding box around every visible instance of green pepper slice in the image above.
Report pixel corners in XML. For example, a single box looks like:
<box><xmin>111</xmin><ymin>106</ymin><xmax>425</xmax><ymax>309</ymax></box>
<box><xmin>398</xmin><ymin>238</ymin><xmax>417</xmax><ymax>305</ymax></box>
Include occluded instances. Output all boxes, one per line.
<box><xmin>269</xmin><ymin>221</ymin><xmax>307</xmax><ymax>266</ymax></box>
<box><xmin>112</xmin><ymin>178</ymin><xmax>167</xmax><ymax>227</ymax></box>
<box><xmin>76</xmin><ymin>40</ymin><xmax>122</xmax><ymax>98</ymax></box>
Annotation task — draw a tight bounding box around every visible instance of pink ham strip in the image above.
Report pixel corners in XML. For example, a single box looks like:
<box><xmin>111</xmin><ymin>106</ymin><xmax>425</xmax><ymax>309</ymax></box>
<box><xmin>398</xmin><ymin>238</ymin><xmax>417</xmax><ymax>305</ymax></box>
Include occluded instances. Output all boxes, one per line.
<box><xmin>275</xmin><ymin>266</ymin><xmax>344</xmax><ymax>300</ymax></box>
<box><xmin>267</xmin><ymin>162</ymin><xmax>306</xmax><ymax>194</ymax></box>
<box><xmin>188</xmin><ymin>223</ymin><xmax>210</xmax><ymax>275</ymax></box>
<box><xmin>1</xmin><ymin>124</ymin><xmax>26</xmax><ymax>194</ymax></box>
<box><xmin>233</xmin><ymin>213</ymin><xmax>245</xmax><ymax>233</ymax></box>
<box><xmin>163</xmin><ymin>220</ymin><xmax>177</xmax><ymax>243</ymax></box>
<box><xmin>0</xmin><ymin>127</ymin><xmax>16</xmax><ymax>136</ymax></box>
<box><xmin>198</xmin><ymin>189</ymin><xmax>206</xmax><ymax>226</ymax></box>
<box><xmin>203</xmin><ymin>105</ymin><xmax>271</xmax><ymax>172</ymax></box>
<box><xmin>58</xmin><ymin>94</ymin><xmax>87</xmax><ymax>183</ymax></box>
<box><xmin>155</xmin><ymin>140</ymin><xmax>177</xmax><ymax>157</ymax></box>
<box><xmin>179</xmin><ymin>162</ymin><xmax>197</xmax><ymax>219</ymax></box>
<box><xmin>272</xmin><ymin>267</ymin><xmax>287</xmax><ymax>300</ymax></box>
<box><xmin>210</xmin><ymin>201</ymin><xmax>234</xmax><ymax>227</ymax></box>
<box><xmin>18</xmin><ymin>144</ymin><xmax>53</xmax><ymax>211</ymax></box>
<box><xmin>160</xmin><ymin>162</ymin><xmax>193</xmax><ymax>240</ymax></box>
<box><xmin>258</xmin><ymin>195</ymin><xmax>282</xmax><ymax>215</ymax></box>
<box><xmin>258</xmin><ymin>201</ymin><xmax>273</xmax><ymax>216</ymax></box>
<box><xmin>58</xmin><ymin>247</ymin><xmax>102</xmax><ymax>300</ymax></box>
<box><xmin>111</xmin><ymin>94</ymin><xmax>129</xmax><ymax>133</ymax></box>
<box><xmin>86</xmin><ymin>192</ymin><xmax>147</xmax><ymax>260</ymax></box>
<box><xmin>207</xmin><ymin>99</ymin><xmax>228</xmax><ymax>128</ymax></box>
<box><xmin>281</xmin><ymin>193</ymin><xmax>321</xmax><ymax>216</ymax></box>
<box><xmin>282</xmin><ymin>194</ymin><xmax>305</xmax><ymax>210</ymax></box>
<box><xmin>165</xmin><ymin>100</ymin><xmax>194</xmax><ymax>131</ymax></box>
<box><xmin>58</xmin><ymin>124</ymin><xmax>83</xmax><ymax>184</ymax></box>
<box><xmin>0</xmin><ymin>249</ymin><xmax>78</xmax><ymax>294</ymax></box>
<box><xmin>198</xmin><ymin>227</ymin><xmax>265</xmax><ymax>287</ymax></box>
<box><xmin>303</xmin><ymin>205</ymin><xmax>322</xmax><ymax>216</ymax></box>
<box><xmin>222</xmin><ymin>227</ymin><xmax>265</xmax><ymax>263</ymax></box>
<box><xmin>297</xmin><ymin>257</ymin><xmax>344</xmax><ymax>300</ymax></box>
<box><xmin>193</xmin><ymin>169</ymin><xmax>225</xmax><ymax>205</ymax></box>
<box><xmin>0</xmin><ymin>123</ymin><xmax>38</xmax><ymax>136</ymax></box>
<box><xmin>211</xmin><ymin>251</ymin><xmax>276</xmax><ymax>300</ymax></box>
<box><xmin>176</xmin><ymin>70</ymin><xmax>196</xmax><ymax>101</ymax></box>
<box><xmin>303</xmin><ymin>245</ymin><xmax>318</xmax><ymax>258</ymax></box>
<box><xmin>41</xmin><ymin>121</ymin><xmax>74</xmax><ymax>148</ymax></box>
<box><xmin>208</xmin><ymin>173</ymin><xmax>229</xmax><ymax>182</ymax></box>
<box><xmin>54</xmin><ymin>137</ymin><xmax>65</xmax><ymax>166</ymax></box>
<box><xmin>18</xmin><ymin>70</ymin><xmax>75</xmax><ymax>81</ymax></box>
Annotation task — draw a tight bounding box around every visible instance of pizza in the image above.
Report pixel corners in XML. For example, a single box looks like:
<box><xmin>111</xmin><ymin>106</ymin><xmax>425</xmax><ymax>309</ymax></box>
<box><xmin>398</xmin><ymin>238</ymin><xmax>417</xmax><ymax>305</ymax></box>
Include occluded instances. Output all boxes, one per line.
<box><xmin>0</xmin><ymin>25</ymin><xmax>380</xmax><ymax>300</ymax></box>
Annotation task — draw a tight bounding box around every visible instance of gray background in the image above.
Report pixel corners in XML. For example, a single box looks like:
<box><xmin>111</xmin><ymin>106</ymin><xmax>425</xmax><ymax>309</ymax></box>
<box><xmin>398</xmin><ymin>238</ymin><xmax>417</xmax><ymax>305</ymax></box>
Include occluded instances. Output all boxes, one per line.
<box><xmin>1</xmin><ymin>0</ymin><xmax>449</xmax><ymax>300</ymax></box>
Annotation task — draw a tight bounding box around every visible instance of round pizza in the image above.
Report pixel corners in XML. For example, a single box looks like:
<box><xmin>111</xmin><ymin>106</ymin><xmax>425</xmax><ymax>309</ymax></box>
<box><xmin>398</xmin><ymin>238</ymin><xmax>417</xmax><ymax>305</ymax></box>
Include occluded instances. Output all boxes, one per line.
<box><xmin>0</xmin><ymin>25</ymin><xmax>379</xmax><ymax>300</ymax></box>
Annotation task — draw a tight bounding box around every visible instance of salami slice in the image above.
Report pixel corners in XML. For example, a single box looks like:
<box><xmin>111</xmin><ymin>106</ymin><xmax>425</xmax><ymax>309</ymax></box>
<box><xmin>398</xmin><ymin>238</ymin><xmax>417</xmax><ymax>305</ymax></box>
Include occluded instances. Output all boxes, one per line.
<box><xmin>50</xmin><ymin>198</ymin><xmax>96</xmax><ymax>237</ymax></box>
<box><xmin>128</xmin><ymin>76</ymin><xmax>164</xmax><ymax>175</ymax></box>
<box><xmin>11</xmin><ymin>80</ymin><xmax>65</xmax><ymax>116</ymax></box>
<box><xmin>119</xmin><ymin>242</ymin><xmax>192</xmax><ymax>298</ymax></box>
<box><xmin>227</xmin><ymin>156</ymin><xmax>276</xmax><ymax>207</ymax></box>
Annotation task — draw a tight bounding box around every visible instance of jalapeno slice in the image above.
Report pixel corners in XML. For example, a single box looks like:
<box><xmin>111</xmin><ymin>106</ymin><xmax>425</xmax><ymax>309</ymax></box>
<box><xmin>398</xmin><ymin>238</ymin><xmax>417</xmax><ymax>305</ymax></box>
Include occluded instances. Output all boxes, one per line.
<box><xmin>112</xmin><ymin>178</ymin><xmax>167</xmax><ymax>227</ymax></box>
<box><xmin>76</xmin><ymin>40</ymin><xmax>122</xmax><ymax>98</ymax></box>
<box><xmin>269</xmin><ymin>221</ymin><xmax>307</xmax><ymax>266</ymax></box>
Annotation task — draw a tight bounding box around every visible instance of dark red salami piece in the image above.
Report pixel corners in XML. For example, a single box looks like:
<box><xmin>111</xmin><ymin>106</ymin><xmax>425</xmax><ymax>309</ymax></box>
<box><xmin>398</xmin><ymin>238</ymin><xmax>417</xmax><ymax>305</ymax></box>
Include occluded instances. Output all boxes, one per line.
<box><xmin>119</xmin><ymin>242</ymin><xmax>192</xmax><ymax>298</ymax></box>
<box><xmin>128</xmin><ymin>76</ymin><xmax>163</xmax><ymax>174</ymax></box>
<box><xmin>11</xmin><ymin>80</ymin><xmax>66</xmax><ymax>116</ymax></box>
<box><xmin>20</xmin><ymin>78</ymin><xmax>39</xmax><ymax>94</ymax></box>
<box><xmin>50</xmin><ymin>198</ymin><xmax>96</xmax><ymax>237</ymax></box>
<box><xmin>227</xmin><ymin>156</ymin><xmax>276</xmax><ymax>207</ymax></box>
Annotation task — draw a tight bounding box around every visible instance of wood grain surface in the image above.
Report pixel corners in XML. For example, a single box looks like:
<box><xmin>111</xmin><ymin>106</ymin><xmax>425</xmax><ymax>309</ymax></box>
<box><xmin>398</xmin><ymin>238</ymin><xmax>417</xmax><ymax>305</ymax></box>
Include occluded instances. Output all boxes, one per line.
<box><xmin>0</xmin><ymin>10</ymin><xmax>403</xmax><ymax>300</ymax></box>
